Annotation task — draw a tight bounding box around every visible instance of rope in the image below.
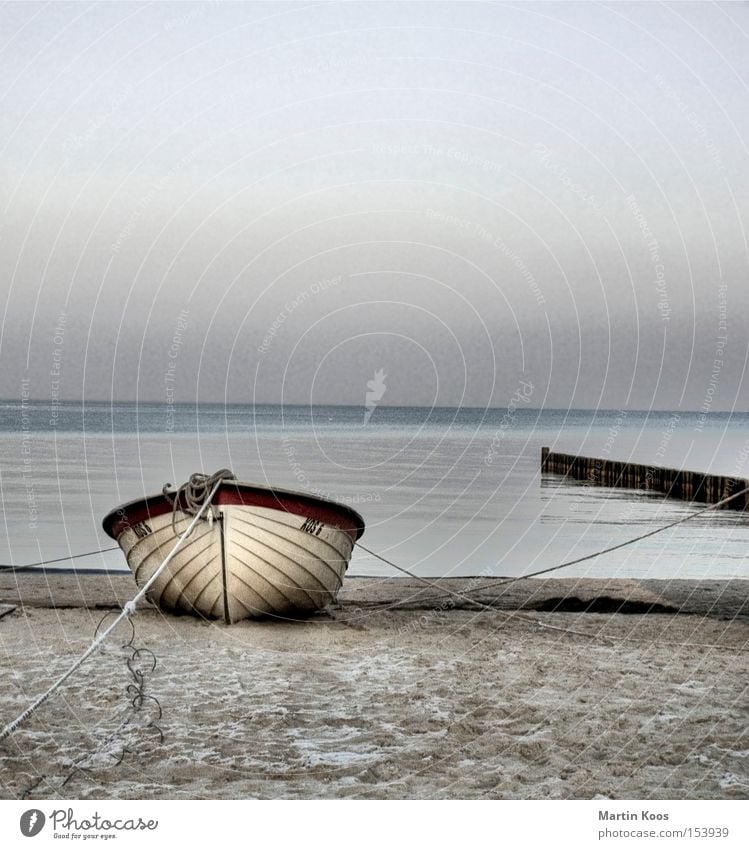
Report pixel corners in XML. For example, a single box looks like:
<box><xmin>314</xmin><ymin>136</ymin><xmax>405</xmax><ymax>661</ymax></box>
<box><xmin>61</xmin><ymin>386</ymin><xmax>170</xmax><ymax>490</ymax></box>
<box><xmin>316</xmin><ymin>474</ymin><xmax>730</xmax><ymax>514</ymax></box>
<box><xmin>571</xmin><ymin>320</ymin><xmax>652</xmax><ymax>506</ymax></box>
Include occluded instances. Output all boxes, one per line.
<box><xmin>0</xmin><ymin>474</ymin><xmax>226</xmax><ymax>744</ymax></box>
<box><xmin>353</xmin><ymin>542</ymin><xmax>749</xmax><ymax>650</ymax></box>
<box><xmin>0</xmin><ymin>546</ymin><xmax>120</xmax><ymax>573</ymax></box>
<box><xmin>351</xmin><ymin>483</ymin><xmax>749</xmax><ymax>645</ymax></box>
<box><xmin>163</xmin><ymin>469</ymin><xmax>235</xmax><ymax>533</ymax></box>
<box><xmin>353</xmin><ymin>542</ymin><xmax>604</xmax><ymax>640</ymax></box>
<box><xmin>0</xmin><ymin>471</ymin><xmax>235</xmax><ymax>573</ymax></box>
<box><xmin>58</xmin><ymin>616</ymin><xmax>163</xmax><ymax>790</ymax></box>
<box><xmin>358</xmin><ymin>482</ymin><xmax>749</xmax><ymax>609</ymax></box>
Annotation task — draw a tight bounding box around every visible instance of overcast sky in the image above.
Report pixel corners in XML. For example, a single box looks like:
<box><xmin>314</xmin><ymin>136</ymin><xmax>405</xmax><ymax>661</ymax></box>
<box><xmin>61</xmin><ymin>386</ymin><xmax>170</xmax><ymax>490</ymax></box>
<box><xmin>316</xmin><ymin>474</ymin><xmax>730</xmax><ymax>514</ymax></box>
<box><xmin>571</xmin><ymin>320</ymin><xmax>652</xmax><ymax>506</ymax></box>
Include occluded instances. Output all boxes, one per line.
<box><xmin>1</xmin><ymin>1</ymin><xmax>748</xmax><ymax>410</ymax></box>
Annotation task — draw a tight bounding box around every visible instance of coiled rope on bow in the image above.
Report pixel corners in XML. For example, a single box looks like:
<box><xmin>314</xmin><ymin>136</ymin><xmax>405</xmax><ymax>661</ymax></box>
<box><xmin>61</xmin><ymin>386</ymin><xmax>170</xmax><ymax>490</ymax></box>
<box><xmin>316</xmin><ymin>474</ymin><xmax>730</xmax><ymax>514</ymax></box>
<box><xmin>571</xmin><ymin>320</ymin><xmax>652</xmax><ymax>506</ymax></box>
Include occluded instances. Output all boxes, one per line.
<box><xmin>0</xmin><ymin>473</ymin><xmax>228</xmax><ymax>744</ymax></box>
<box><xmin>163</xmin><ymin>469</ymin><xmax>236</xmax><ymax>533</ymax></box>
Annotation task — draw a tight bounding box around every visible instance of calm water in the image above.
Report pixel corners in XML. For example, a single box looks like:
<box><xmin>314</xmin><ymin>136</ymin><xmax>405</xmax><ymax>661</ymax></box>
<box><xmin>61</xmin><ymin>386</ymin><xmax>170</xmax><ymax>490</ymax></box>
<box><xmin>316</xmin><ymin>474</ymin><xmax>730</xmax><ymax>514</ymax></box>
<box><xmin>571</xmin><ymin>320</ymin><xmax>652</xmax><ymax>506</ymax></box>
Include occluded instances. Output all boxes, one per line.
<box><xmin>2</xmin><ymin>401</ymin><xmax>749</xmax><ymax>579</ymax></box>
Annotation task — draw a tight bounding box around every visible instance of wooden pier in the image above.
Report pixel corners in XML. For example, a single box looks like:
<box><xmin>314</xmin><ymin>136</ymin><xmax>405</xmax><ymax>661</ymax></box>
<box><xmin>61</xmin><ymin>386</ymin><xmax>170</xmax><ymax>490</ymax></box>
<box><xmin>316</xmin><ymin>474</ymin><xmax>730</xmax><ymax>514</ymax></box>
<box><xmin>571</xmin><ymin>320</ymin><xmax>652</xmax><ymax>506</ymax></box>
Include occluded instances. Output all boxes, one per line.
<box><xmin>541</xmin><ymin>447</ymin><xmax>749</xmax><ymax>511</ymax></box>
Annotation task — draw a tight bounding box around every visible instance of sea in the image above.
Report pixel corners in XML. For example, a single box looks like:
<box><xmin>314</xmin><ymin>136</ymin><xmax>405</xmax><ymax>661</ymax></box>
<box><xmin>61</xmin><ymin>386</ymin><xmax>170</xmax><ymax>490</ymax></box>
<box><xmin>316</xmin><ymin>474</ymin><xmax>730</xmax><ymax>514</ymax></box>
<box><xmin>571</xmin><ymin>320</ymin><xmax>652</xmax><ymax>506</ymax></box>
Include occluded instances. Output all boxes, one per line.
<box><xmin>2</xmin><ymin>401</ymin><xmax>749</xmax><ymax>580</ymax></box>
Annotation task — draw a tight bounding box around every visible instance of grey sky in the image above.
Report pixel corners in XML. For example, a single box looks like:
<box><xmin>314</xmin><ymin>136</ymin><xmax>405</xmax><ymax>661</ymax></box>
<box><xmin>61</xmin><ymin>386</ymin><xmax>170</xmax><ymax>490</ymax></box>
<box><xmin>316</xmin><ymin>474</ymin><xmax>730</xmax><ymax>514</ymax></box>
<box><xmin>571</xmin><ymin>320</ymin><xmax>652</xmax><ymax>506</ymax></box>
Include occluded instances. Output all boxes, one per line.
<box><xmin>1</xmin><ymin>1</ymin><xmax>748</xmax><ymax>410</ymax></box>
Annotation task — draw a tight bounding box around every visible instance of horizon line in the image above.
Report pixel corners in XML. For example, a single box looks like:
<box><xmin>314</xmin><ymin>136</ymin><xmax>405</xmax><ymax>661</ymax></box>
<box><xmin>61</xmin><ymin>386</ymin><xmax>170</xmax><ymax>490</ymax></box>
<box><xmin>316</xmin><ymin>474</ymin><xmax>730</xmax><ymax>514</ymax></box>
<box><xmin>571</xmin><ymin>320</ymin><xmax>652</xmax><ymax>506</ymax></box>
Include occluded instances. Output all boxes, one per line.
<box><xmin>3</xmin><ymin>398</ymin><xmax>746</xmax><ymax>415</ymax></box>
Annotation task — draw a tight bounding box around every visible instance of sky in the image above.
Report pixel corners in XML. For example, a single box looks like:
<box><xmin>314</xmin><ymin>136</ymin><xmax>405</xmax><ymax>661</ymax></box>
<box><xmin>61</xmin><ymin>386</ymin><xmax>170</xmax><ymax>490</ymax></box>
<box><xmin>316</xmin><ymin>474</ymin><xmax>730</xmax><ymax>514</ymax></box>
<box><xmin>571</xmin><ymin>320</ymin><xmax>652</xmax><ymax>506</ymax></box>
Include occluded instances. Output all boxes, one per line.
<box><xmin>1</xmin><ymin>1</ymin><xmax>748</xmax><ymax>410</ymax></box>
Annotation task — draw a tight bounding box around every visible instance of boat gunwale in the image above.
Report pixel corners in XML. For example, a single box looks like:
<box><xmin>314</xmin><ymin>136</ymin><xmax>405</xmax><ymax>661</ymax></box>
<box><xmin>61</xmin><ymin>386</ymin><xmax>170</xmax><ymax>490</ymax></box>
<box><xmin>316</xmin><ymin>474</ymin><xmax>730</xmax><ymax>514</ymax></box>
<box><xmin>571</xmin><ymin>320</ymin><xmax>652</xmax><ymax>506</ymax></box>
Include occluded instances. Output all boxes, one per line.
<box><xmin>102</xmin><ymin>480</ymin><xmax>365</xmax><ymax>543</ymax></box>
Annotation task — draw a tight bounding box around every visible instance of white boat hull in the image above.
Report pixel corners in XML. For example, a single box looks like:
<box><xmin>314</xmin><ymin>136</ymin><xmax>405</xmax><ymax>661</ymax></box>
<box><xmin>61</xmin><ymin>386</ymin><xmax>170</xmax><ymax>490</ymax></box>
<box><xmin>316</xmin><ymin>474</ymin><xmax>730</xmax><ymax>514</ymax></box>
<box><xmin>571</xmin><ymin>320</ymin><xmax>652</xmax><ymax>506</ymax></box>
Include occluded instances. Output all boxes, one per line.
<box><xmin>104</xmin><ymin>482</ymin><xmax>364</xmax><ymax>622</ymax></box>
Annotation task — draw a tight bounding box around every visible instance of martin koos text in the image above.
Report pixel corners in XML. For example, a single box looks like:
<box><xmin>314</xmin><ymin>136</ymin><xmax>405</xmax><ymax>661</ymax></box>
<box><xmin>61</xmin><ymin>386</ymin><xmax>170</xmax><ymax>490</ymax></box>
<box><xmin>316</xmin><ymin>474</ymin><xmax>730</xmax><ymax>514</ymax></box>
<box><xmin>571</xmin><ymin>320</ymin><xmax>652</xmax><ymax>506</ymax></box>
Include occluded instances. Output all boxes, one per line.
<box><xmin>599</xmin><ymin>810</ymin><xmax>669</xmax><ymax>821</ymax></box>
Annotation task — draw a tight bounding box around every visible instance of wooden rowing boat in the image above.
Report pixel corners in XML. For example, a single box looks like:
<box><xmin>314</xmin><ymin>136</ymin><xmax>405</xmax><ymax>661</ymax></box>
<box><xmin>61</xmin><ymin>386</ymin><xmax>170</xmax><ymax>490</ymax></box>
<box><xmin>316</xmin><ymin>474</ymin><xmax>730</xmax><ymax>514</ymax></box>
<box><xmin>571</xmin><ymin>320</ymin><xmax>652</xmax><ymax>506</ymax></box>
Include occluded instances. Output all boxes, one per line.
<box><xmin>103</xmin><ymin>478</ymin><xmax>365</xmax><ymax>623</ymax></box>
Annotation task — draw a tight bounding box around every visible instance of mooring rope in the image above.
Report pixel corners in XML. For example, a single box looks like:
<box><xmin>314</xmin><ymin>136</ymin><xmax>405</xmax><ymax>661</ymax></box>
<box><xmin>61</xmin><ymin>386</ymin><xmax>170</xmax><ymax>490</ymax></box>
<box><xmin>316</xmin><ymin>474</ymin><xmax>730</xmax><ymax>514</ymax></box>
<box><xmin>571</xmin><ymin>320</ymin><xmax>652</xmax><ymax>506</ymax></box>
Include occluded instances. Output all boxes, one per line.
<box><xmin>0</xmin><ymin>474</ymin><xmax>226</xmax><ymax>744</ymax></box>
<box><xmin>0</xmin><ymin>546</ymin><xmax>120</xmax><ymax>573</ymax></box>
<box><xmin>58</xmin><ymin>617</ymin><xmax>163</xmax><ymax>790</ymax></box>
<box><xmin>1</xmin><ymin>472</ymin><xmax>236</xmax><ymax>573</ymax></box>
<box><xmin>353</xmin><ymin>541</ymin><xmax>611</xmax><ymax>641</ymax></box>
<box><xmin>357</xmin><ymin>482</ymin><xmax>749</xmax><ymax>609</ymax></box>
<box><xmin>351</xmin><ymin>483</ymin><xmax>749</xmax><ymax>649</ymax></box>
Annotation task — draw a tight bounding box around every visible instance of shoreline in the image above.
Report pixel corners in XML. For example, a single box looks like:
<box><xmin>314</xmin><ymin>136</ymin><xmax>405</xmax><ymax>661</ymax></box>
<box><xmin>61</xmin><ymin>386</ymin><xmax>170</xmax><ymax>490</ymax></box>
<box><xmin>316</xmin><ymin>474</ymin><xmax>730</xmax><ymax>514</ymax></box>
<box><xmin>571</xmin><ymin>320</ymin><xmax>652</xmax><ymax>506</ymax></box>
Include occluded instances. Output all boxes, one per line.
<box><xmin>0</xmin><ymin>575</ymin><xmax>747</xmax><ymax>800</ymax></box>
<box><xmin>1</xmin><ymin>573</ymin><xmax>747</xmax><ymax>619</ymax></box>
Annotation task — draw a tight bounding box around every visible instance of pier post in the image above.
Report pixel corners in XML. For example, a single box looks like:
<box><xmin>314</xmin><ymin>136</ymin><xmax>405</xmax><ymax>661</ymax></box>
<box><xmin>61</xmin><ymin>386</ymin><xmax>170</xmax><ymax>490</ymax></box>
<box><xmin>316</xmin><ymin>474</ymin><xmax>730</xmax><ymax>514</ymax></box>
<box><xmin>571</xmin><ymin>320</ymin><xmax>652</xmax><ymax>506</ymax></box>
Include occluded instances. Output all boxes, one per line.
<box><xmin>541</xmin><ymin>448</ymin><xmax>749</xmax><ymax>513</ymax></box>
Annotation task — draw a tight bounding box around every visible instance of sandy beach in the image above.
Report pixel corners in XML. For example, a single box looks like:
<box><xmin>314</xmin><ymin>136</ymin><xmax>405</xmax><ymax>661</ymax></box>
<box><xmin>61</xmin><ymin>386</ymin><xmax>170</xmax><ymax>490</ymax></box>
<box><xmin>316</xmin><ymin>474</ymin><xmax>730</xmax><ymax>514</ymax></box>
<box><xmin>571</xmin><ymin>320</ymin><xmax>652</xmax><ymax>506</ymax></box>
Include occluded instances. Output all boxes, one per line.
<box><xmin>0</xmin><ymin>573</ymin><xmax>747</xmax><ymax>800</ymax></box>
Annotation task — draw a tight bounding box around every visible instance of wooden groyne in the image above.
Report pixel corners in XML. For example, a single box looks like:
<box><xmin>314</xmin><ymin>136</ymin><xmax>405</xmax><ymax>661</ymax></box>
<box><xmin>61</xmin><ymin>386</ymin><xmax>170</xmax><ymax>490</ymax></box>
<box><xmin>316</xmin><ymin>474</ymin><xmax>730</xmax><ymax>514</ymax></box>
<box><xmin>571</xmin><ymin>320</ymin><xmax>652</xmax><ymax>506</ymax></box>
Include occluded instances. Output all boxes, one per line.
<box><xmin>541</xmin><ymin>447</ymin><xmax>749</xmax><ymax>511</ymax></box>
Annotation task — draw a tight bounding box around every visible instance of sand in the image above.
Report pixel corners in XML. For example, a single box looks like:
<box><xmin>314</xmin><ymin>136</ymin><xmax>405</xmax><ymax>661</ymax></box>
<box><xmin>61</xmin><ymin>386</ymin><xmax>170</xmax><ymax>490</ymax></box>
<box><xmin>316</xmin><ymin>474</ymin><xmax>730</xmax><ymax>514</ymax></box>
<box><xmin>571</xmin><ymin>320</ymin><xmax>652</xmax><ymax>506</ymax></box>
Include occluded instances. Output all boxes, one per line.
<box><xmin>0</xmin><ymin>573</ymin><xmax>747</xmax><ymax>800</ymax></box>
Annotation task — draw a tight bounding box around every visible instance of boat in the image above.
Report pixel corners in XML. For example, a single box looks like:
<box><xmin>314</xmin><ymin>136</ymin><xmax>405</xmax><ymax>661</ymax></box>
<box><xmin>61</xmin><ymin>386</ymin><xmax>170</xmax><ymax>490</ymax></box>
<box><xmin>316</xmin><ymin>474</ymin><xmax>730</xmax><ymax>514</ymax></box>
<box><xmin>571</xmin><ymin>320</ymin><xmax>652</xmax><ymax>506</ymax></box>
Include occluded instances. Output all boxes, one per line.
<box><xmin>103</xmin><ymin>472</ymin><xmax>365</xmax><ymax>623</ymax></box>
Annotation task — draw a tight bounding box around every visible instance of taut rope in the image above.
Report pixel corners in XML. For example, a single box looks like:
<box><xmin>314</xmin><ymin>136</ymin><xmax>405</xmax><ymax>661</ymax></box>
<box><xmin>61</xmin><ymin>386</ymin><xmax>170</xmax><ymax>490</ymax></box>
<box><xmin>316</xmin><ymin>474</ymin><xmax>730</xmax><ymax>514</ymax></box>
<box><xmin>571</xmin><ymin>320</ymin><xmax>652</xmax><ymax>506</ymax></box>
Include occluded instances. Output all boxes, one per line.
<box><xmin>357</xmin><ymin>481</ymin><xmax>749</xmax><ymax>609</ymax></box>
<box><xmin>0</xmin><ymin>546</ymin><xmax>120</xmax><ymax>573</ymax></box>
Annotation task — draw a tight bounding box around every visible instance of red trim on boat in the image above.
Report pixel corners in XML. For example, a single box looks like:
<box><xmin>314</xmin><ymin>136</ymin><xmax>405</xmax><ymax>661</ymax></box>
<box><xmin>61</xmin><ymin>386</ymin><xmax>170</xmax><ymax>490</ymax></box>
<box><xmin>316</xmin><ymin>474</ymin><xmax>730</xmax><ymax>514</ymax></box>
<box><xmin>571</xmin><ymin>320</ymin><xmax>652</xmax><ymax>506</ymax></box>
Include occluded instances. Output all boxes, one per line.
<box><xmin>102</xmin><ymin>481</ymin><xmax>365</xmax><ymax>543</ymax></box>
